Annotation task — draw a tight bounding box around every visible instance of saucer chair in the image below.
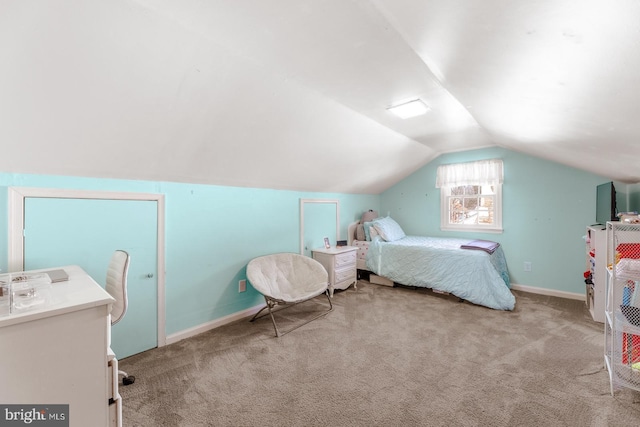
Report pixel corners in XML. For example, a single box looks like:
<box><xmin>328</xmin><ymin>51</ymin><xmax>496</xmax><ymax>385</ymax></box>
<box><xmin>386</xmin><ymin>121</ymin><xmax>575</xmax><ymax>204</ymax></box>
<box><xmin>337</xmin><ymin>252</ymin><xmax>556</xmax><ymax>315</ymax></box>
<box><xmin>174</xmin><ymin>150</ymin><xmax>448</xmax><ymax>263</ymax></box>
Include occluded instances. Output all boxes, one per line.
<box><xmin>247</xmin><ymin>253</ymin><xmax>333</xmax><ymax>337</ymax></box>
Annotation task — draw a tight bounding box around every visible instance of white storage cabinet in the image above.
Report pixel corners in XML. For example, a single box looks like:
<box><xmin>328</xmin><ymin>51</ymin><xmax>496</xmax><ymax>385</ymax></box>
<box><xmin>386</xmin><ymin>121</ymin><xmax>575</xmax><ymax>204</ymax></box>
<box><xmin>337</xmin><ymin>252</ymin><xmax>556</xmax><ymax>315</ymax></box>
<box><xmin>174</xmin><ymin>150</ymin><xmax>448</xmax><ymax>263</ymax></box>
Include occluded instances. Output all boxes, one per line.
<box><xmin>604</xmin><ymin>222</ymin><xmax>640</xmax><ymax>395</ymax></box>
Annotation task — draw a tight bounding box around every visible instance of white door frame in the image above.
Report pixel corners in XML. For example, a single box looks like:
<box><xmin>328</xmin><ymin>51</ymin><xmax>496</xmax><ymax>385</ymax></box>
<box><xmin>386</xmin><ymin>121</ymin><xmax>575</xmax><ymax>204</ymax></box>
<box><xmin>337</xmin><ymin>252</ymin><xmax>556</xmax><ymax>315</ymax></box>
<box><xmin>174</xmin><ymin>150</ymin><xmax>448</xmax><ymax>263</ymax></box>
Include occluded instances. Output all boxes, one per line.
<box><xmin>8</xmin><ymin>186</ymin><xmax>167</xmax><ymax>348</ymax></box>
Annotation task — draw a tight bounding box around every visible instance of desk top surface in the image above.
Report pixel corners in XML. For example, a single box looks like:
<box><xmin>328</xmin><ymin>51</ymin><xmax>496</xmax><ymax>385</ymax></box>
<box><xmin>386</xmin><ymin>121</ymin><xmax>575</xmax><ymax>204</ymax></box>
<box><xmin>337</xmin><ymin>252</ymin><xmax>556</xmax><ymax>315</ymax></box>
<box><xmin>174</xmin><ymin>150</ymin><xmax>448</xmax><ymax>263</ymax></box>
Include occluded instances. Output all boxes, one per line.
<box><xmin>0</xmin><ymin>265</ymin><xmax>114</xmax><ymax>328</ymax></box>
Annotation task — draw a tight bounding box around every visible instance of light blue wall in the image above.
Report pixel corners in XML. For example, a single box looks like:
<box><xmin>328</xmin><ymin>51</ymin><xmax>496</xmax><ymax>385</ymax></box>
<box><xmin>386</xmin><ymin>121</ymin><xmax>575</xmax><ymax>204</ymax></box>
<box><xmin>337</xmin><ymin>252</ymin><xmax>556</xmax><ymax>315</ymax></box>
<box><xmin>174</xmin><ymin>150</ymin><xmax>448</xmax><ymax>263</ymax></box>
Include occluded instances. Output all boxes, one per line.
<box><xmin>2</xmin><ymin>146</ymin><xmax>617</xmax><ymax>330</ymax></box>
<box><xmin>0</xmin><ymin>172</ymin><xmax>379</xmax><ymax>335</ymax></box>
<box><xmin>380</xmin><ymin>147</ymin><xmax>612</xmax><ymax>295</ymax></box>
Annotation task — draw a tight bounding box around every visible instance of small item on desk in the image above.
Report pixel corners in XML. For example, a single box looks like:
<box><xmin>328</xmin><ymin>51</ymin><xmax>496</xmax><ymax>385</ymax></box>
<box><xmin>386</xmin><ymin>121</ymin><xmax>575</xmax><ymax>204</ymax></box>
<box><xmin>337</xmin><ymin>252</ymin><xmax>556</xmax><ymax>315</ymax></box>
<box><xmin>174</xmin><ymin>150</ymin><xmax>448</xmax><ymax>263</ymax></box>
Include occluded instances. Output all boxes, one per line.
<box><xmin>44</xmin><ymin>269</ymin><xmax>69</xmax><ymax>283</ymax></box>
<box><xmin>9</xmin><ymin>273</ymin><xmax>53</xmax><ymax>313</ymax></box>
<box><xmin>336</xmin><ymin>240</ymin><xmax>347</xmax><ymax>247</ymax></box>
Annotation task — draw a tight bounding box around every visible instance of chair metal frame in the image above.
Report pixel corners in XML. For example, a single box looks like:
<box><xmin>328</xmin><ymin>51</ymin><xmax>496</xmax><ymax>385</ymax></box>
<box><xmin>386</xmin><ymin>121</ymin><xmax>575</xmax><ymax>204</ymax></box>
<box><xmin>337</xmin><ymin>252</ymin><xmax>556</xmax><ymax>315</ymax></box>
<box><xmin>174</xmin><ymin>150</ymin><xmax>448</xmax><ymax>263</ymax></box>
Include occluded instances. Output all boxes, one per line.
<box><xmin>250</xmin><ymin>291</ymin><xmax>333</xmax><ymax>337</ymax></box>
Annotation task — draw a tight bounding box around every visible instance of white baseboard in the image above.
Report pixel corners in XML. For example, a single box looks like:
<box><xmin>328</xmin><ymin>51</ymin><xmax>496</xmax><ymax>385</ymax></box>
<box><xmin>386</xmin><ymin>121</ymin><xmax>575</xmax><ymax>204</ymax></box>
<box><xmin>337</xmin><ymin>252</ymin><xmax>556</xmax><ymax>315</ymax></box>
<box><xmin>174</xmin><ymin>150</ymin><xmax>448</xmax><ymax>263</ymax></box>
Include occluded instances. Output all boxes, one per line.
<box><xmin>165</xmin><ymin>284</ymin><xmax>584</xmax><ymax>345</ymax></box>
<box><xmin>166</xmin><ymin>303</ymin><xmax>264</xmax><ymax>345</ymax></box>
<box><xmin>510</xmin><ymin>283</ymin><xmax>585</xmax><ymax>301</ymax></box>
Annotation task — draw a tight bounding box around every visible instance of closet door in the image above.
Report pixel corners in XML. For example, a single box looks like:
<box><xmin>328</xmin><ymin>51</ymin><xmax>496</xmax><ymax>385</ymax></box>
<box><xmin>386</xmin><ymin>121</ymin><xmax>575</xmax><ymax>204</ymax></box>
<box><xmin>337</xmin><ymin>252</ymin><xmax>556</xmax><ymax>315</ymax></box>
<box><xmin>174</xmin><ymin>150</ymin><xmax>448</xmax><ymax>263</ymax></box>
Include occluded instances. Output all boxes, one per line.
<box><xmin>23</xmin><ymin>197</ymin><xmax>158</xmax><ymax>359</ymax></box>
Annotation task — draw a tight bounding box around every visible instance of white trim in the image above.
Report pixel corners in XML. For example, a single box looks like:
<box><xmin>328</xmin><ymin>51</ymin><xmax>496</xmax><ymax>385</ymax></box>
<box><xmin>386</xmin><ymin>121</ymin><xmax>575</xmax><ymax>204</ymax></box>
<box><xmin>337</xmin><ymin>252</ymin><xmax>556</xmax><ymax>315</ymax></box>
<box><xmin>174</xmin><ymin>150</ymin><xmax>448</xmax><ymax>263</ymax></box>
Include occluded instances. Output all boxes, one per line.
<box><xmin>8</xmin><ymin>188</ymin><xmax>24</xmax><ymax>272</ymax></box>
<box><xmin>299</xmin><ymin>198</ymin><xmax>340</xmax><ymax>255</ymax></box>
<box><xmin>510</xmin><ymin>283</ymin><xmax>585</xmax><ymax>301</ymax></box>
<box><xmin>7</xmin><ymin>186</ymin><xmax>167</xmax><ymax>347</ymax></box>
<box><xmin>166</xmin><ymin>304</ymin><xmax>264</xmax><ymax>345</ymax></box>
<box><xmin>156</xmin><ymin>196</ymin><xmax>167</xmax><ymax>347</ymax></box>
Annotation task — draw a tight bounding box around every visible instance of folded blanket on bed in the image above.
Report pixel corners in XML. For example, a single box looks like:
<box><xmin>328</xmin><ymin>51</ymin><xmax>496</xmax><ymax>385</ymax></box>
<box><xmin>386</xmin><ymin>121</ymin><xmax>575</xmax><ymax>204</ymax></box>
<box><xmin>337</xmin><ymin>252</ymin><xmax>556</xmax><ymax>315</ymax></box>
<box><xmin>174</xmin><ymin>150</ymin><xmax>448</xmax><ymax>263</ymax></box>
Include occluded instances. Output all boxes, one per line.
<box><xmin>460</xmin><ymin>239</ymin><xmax>500</xmax><ymax>254</ymax></box>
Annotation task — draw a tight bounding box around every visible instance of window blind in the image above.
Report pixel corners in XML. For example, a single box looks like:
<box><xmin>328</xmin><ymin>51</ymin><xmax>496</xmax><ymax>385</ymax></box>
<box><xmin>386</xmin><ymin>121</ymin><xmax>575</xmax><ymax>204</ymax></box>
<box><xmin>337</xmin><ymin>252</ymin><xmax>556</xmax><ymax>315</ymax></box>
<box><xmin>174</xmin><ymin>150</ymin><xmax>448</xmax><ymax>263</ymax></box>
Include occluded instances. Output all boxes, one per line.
<box><xmin>435</xmin><ymin>159</ymin><xmax>503</xmax><ymax>188</ymax></box>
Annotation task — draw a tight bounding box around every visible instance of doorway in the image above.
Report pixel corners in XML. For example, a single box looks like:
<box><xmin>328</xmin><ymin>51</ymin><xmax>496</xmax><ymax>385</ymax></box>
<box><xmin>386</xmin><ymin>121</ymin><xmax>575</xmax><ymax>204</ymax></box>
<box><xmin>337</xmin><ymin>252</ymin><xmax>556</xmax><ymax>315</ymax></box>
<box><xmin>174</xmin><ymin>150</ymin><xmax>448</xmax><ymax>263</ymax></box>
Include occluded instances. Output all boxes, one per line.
<box><xmin>8</xmin><ymin>187</ymin><xmax>166</xmax><ymax>357</ymax></box>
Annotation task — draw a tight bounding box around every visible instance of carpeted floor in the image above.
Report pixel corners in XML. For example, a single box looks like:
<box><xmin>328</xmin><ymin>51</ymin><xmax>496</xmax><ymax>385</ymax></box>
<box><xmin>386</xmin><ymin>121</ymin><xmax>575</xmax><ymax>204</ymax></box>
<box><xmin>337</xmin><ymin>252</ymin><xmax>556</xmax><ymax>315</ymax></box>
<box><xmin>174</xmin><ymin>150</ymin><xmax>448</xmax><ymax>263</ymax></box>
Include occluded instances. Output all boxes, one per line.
<box><xmin>119</xmin><ymin>281</ymin><xmax>640</xmax><ymax>426</ymax></box>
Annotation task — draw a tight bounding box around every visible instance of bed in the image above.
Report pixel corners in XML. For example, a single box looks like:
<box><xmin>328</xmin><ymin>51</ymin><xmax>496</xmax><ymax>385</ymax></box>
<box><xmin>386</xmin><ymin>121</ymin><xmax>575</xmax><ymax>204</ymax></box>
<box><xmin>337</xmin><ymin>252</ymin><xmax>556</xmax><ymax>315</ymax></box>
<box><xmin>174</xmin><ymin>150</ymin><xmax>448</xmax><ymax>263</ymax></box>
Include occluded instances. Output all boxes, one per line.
<box><xmin>347</xmin><ymin>219</ymin><xmax>515</xmax><ymax>310</ymax></box>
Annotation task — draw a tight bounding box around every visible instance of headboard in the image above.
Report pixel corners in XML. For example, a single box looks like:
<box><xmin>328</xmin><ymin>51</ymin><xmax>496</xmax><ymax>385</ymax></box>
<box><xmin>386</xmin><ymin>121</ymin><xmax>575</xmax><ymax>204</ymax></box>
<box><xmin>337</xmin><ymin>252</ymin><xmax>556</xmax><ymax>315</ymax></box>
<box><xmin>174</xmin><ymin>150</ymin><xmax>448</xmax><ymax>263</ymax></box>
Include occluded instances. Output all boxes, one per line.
<box><xmin>347</xmin><ymin>221</ymin><xmax>359</xmax><ymax>246</ymax></box>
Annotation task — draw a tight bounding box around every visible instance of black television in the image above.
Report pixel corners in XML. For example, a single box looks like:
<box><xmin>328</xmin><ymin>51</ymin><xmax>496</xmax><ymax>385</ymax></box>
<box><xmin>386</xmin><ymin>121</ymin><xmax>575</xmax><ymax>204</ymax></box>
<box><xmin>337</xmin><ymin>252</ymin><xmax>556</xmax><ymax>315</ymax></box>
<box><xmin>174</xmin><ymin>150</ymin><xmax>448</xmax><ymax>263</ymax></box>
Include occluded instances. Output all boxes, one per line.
<box><xmin>596</xmin><ymin>182</ymin><xmax>617</xmax><ymax>224</ymax></box>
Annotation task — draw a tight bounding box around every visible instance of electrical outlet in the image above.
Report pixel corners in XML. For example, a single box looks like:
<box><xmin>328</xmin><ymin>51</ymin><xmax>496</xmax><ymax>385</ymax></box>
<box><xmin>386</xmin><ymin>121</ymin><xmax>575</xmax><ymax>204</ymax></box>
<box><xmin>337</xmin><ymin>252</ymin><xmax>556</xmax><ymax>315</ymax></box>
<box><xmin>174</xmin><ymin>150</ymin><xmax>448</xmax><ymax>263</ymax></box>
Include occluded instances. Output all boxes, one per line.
<box><xmin>239</xmin><ymin>279</ymin><xmax>246</xmax><ymax>293</ymax></box>
<box><xmin>524</xmin><ymin>262</ymin><xmax>532</xmax><ymax>272</ymax></box>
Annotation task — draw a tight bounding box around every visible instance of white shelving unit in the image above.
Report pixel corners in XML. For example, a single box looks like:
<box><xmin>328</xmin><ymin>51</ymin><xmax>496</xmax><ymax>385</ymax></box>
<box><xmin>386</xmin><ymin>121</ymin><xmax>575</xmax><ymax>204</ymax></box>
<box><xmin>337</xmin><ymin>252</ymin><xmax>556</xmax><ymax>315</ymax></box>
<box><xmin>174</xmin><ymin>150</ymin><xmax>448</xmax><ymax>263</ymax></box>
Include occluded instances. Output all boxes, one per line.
<box><xmin>604</xmin><ymin>222</ymin><xmax>640</xmax><ymax>395</ymax></box>
<box><xmin>586</xmin><ymin>225</ymin><xmax>606</xmax><ymax>322</ymax></box>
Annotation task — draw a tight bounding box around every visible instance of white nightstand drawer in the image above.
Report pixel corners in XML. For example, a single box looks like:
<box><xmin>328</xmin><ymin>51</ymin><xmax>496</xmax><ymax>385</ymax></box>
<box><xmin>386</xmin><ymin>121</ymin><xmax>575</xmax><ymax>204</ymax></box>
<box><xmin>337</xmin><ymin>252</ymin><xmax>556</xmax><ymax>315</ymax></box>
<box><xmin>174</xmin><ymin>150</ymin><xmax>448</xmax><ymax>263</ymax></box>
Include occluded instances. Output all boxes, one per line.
<box><xmin>335</xmin><ymin>268</ymin><xmax>355</xmax><ymax>284</ymax></box>
<box><xmin>335</xmin><ymin>250</ymin><xmax>356</xmax><ymax>267</ymax></box>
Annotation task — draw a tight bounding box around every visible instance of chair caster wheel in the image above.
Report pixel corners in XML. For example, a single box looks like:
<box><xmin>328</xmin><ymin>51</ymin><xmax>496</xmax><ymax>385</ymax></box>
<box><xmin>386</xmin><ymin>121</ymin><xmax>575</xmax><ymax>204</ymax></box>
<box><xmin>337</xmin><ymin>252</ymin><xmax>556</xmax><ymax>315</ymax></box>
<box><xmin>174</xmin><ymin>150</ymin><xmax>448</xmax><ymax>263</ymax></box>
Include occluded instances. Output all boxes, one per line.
<box><xmin>123</xmin><ymin>376</ymin><xmax>136</xmax><ymax>386</ymax></box>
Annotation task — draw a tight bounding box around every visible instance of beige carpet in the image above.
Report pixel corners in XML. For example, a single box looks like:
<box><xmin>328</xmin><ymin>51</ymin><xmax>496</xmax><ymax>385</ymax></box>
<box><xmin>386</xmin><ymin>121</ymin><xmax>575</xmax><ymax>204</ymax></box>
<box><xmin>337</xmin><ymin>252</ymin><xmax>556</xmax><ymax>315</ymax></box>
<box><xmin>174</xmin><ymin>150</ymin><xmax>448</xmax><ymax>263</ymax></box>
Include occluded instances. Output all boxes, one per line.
<box><xmin>119</xmin><ymin>281</ymin><xmax>640</xmax><ymax>426</ymax></box>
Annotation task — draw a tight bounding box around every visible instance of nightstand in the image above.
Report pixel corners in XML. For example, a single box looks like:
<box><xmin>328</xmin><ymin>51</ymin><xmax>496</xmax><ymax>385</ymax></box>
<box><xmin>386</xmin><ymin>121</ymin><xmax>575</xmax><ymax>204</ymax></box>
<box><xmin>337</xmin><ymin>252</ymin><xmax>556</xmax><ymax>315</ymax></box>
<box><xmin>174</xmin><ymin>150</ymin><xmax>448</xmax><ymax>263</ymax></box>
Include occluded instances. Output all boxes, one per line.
<box><xmin>312</xmin><ymin>246</ymin><xmax>358</xmax><ymax>297</ymax></box>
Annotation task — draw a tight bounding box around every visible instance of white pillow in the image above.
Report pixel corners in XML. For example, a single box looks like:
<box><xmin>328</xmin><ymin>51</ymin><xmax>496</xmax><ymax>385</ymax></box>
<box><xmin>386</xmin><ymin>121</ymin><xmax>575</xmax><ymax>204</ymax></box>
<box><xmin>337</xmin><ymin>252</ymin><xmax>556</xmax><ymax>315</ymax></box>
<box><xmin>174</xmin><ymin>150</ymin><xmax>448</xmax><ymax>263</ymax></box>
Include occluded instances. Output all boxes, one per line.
<box><xmin>373</xmin><ymin>217</ymin><xmax>406</xmax><ymax>242</ymax></box>
<box><xmin>363</xmin><ymin>220</ymin><xmax>377</xmax><ymax>241</ymax></box>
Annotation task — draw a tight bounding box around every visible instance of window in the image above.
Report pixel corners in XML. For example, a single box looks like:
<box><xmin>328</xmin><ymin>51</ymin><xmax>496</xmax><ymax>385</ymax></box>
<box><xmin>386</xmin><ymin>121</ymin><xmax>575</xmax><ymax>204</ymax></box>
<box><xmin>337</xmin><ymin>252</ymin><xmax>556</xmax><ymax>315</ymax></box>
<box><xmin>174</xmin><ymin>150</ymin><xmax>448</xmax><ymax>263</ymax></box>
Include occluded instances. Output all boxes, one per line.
<box><xmin>436</xmin><ymin>159</ymin><xmax>503</xmax><ymax>233</ymax></box>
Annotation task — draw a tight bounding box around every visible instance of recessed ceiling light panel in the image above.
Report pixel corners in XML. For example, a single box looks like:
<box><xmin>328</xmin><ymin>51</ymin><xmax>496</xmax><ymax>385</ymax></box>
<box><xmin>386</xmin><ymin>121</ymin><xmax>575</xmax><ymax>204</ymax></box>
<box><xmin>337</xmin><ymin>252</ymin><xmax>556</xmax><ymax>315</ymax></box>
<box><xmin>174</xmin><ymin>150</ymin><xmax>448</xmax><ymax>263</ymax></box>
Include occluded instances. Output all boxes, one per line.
<box><xmin>387</xmin><ymin>99</ymin><xmax>430</xmax><ymax>119</ymax></box>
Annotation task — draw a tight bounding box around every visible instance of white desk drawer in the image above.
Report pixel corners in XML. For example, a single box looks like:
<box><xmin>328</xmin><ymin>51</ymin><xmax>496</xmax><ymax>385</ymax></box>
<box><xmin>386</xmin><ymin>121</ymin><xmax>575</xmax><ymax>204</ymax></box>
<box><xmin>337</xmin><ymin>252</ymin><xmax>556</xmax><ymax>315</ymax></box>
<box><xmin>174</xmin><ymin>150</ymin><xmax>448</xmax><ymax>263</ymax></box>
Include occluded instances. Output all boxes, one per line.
<box><xmin>107</xmin><ymin>355</ymin><xmax>118</xmax><ymax>400</ymax></box>
<box><xmin>109</xmin><ymin>393</ymin><xmax>122</xmax><ymax>427</ymax></box>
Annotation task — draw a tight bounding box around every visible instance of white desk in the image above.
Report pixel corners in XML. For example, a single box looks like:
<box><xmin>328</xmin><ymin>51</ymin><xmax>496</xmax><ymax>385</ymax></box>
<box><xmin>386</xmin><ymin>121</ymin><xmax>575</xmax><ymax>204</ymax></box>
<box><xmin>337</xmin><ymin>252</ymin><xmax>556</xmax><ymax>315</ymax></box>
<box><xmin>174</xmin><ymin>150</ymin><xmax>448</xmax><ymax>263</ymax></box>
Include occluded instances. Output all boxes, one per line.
<box><xmin>0</xmin><ymin>265</ymin><xmax>118</xmax><ymax>427</ymax></box>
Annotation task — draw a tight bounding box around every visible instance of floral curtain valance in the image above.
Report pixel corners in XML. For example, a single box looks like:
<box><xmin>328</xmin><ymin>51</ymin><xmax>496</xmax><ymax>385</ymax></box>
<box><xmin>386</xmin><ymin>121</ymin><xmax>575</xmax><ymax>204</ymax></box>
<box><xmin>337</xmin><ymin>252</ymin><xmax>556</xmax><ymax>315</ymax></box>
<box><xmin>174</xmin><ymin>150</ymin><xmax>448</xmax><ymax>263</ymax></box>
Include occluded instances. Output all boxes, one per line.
<box><xmin>435</xmin><ymin>159</ymin><xmax>503</xmax><ymax>188</ymax></box>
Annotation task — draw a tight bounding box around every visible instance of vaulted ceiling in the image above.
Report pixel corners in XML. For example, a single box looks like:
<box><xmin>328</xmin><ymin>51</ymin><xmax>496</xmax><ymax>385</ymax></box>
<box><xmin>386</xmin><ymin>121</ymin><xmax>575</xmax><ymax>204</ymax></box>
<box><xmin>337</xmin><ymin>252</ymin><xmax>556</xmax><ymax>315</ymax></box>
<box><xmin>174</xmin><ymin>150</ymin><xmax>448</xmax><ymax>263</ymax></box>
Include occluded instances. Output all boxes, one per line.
<box><xmin>2</xmin><ymin>1</ymin><xmax>639</xmax><ymax>194</ymax></box>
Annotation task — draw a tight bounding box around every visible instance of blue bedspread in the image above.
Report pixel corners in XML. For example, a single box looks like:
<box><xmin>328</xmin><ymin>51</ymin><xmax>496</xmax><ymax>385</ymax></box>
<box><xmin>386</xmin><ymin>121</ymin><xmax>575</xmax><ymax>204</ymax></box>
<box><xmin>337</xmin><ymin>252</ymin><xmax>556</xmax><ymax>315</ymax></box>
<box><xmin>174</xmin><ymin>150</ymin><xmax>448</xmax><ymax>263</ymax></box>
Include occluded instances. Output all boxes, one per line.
<box><xmin>365</xmin><ymin>235</ymin><xmax>515</xmax><ymax>310</ymax></box>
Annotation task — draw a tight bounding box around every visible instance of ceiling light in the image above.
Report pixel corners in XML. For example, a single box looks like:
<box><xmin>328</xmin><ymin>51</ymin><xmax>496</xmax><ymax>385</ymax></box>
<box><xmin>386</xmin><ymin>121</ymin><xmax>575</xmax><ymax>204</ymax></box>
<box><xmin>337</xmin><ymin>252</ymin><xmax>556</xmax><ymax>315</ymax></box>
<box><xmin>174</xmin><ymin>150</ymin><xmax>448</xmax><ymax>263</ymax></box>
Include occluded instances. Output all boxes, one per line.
<box><xmin>387</xmin><ymin>99</ymin><xmax>430</xmax><ymax>119</ymax></box>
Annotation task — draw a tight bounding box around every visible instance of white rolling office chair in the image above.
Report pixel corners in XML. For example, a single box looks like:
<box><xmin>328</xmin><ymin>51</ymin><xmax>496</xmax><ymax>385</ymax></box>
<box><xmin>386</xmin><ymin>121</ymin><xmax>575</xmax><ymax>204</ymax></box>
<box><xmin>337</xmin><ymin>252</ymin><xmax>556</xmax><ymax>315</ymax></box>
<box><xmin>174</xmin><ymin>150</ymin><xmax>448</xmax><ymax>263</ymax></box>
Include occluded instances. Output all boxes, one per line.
<box><xmin>106</xmin><ymin>250</ymin><xmax>135</xmax><ymax>386</ymax></box>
